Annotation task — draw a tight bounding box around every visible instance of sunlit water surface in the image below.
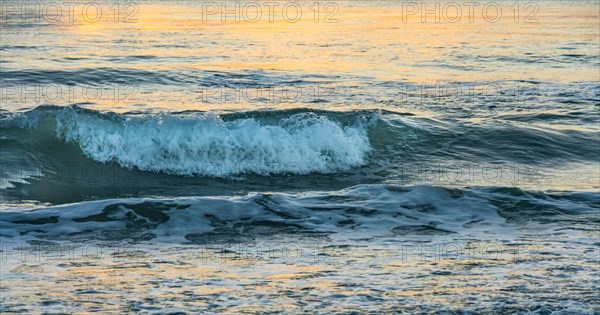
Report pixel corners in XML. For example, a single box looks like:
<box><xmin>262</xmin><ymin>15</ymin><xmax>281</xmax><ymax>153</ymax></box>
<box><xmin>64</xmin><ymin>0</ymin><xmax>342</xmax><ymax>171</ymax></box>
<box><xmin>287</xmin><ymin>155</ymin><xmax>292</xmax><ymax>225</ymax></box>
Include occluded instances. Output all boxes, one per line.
<box><xmin>0</xmin><ymin>0</ymin><xmax>599</xmax><ymax>313</ymax></box>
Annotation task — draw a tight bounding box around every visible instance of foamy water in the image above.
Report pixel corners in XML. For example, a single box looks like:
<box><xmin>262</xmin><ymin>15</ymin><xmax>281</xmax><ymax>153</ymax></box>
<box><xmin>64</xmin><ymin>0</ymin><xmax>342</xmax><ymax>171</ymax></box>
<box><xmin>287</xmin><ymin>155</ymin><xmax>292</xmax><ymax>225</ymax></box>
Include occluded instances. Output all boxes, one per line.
<box><xmin>0</xmin><ymin>0</ymin><xmax>599</xmax><ymax>313</ymax></box>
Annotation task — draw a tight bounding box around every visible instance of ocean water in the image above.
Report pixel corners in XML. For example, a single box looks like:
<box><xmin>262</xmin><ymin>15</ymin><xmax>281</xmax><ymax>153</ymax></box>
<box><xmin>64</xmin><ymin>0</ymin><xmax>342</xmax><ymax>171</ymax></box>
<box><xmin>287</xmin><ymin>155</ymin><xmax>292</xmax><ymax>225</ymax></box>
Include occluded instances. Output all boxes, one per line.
<box><xmin>0</xmin><ymin>0</ymin><xmax>599</xmax><ymax>313</ymax></box>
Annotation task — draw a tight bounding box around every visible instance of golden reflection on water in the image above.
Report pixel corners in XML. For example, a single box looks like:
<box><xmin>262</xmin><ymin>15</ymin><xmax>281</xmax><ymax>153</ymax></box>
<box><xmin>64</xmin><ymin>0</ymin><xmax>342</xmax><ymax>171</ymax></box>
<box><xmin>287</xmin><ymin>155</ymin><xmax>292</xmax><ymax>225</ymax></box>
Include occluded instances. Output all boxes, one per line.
<box><xmin>0</xmin><ymin>2</ymin><xmax>597</xmax><ymax>114</ymax></box>
<box><xmin>11</xmin><ymin>2</ymin><xmax>595</xmax><ymax>83</ymax></box>
<box><xmin>2</xmin><ymin>240</ymin><xmax>595</xmax><ymax>313</ymax></box>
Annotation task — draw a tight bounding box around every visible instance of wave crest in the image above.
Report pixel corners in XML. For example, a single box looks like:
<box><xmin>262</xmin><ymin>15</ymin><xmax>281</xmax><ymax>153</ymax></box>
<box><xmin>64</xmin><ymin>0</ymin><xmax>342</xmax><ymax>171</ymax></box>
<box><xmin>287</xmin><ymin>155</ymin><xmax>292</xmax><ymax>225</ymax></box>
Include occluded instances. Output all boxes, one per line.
<box><xmin>53</xmin><ymin>107</ymin><xmax>373</xmax><ymax>176</ymax></box>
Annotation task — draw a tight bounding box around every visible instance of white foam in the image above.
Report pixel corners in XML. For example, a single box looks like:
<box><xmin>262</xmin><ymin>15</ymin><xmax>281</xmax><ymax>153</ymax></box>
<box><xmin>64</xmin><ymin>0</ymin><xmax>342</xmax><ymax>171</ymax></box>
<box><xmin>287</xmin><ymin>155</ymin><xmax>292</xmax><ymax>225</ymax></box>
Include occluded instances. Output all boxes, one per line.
<box><xmin>55</xmin><ymin>108</ymin><xmax>372</xmax><ymax>176</ymax></box>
